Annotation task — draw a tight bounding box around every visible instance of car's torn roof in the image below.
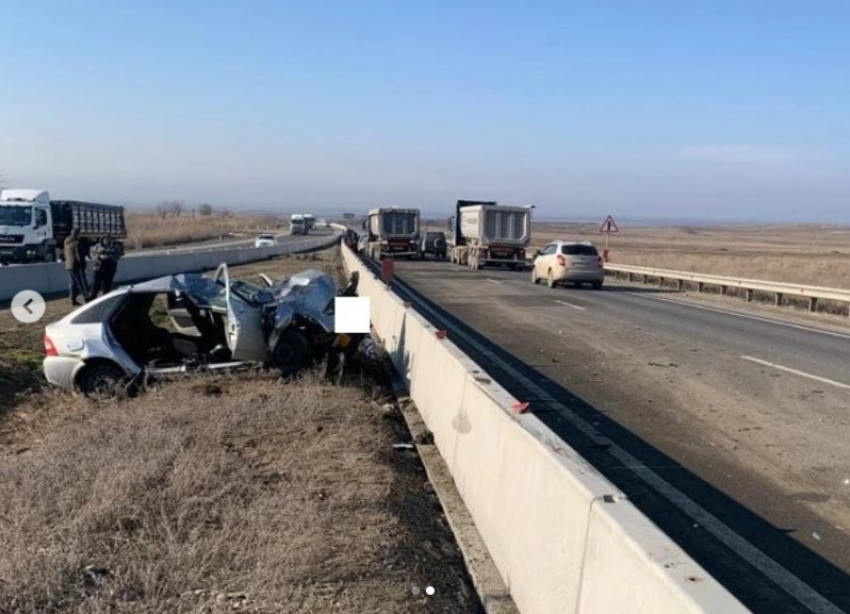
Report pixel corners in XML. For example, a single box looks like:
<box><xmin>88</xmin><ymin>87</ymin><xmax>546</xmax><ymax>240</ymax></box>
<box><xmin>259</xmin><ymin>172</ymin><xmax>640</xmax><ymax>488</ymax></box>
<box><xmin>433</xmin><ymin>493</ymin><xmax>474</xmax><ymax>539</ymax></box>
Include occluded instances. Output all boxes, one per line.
<box><xmin>130</xmin><ymin>274</ymin><xmax>224</xmax><ymax>302</ymax></box>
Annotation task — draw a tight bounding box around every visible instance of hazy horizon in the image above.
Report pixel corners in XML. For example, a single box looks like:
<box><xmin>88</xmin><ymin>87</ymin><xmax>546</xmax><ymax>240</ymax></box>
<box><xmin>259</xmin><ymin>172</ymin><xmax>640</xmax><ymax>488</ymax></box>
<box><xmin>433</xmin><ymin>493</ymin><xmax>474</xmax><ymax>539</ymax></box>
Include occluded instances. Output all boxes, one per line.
<box><xmin>2</xmin><ymin>1</ymin><xmax>848</xmax><ymax>224</ymax></box>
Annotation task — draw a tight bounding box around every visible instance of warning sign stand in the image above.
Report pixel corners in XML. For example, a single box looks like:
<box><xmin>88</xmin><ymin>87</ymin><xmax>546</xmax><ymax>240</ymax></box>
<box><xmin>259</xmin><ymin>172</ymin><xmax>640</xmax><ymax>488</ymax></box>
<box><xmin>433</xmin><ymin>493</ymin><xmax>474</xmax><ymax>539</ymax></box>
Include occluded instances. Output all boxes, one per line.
<box><xmin>598</xmin><ymin>215</ymin><xmax>620</xmax><ymax>262</ymax></box>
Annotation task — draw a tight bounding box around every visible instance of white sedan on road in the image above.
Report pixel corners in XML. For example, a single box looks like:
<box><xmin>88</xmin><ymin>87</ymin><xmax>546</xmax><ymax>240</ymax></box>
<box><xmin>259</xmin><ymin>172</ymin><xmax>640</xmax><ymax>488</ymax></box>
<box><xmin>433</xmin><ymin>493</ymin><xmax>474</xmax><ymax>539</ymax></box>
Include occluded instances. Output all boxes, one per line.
<box><xmin>531</xmin><ymin>240</ymin><xmax>604</xmax><ymax>289</ymax></box>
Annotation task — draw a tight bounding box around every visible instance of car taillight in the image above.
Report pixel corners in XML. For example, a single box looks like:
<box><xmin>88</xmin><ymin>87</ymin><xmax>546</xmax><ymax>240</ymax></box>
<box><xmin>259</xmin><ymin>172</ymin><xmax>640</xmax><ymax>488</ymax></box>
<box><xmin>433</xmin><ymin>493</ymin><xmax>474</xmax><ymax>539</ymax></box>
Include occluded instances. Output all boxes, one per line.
<box><xmin>556</xmin><ymin>254</ymin><xmax>566</xmax><ymax>267</ymax></box>
<box><xmin>44</xmin><ymin>335</ymin><xmax>58</xmax><ymax>356</ymax></box>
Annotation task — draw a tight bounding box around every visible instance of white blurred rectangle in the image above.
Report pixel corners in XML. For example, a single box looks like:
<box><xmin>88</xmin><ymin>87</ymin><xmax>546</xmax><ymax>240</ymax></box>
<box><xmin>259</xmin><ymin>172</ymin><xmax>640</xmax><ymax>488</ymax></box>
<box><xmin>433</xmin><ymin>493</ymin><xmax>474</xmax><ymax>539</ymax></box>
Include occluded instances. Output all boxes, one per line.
<box><xmin>334</xmin><ymin>296</ymin><xmax>370</xmax><ymax>333</ymax></box>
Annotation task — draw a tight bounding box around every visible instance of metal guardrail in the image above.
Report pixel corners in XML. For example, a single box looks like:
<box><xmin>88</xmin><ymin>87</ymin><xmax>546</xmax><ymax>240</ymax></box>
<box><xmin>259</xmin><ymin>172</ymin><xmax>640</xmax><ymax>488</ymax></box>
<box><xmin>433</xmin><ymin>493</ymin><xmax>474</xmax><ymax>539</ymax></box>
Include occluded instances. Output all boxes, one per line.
<box><xmin>604</xmin><ymin>263</ymin><xmax>850</xmax><ymax>313</ymax></box>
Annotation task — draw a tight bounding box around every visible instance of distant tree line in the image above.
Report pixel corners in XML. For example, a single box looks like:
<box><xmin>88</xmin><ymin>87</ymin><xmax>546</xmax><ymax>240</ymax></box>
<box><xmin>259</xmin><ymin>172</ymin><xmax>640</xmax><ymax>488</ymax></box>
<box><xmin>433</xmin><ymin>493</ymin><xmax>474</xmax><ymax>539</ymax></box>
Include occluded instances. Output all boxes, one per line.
<box><xmin>154</xmin><ymin>201</ymin><xmax>235</xmax><ymax>219</ymax></box>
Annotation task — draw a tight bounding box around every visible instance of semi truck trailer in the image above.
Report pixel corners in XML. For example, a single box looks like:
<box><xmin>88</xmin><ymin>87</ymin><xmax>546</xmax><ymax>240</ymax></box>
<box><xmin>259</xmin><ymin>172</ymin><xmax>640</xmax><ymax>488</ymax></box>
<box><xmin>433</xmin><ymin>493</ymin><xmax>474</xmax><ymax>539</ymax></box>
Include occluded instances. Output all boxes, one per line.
<box><xmin>364</xmin><ymin>207</ymin><xmax>421</xmax><ymax>260</ymax></box>
<box><xmin>450</xmin><ymin>200</ymin><xmax>532</xmax><ymax>270</ymax></box>
<box><xmin>0</xmin><ymin>189</ymin><xmax>127</xmax><ymax>264</ymax></box>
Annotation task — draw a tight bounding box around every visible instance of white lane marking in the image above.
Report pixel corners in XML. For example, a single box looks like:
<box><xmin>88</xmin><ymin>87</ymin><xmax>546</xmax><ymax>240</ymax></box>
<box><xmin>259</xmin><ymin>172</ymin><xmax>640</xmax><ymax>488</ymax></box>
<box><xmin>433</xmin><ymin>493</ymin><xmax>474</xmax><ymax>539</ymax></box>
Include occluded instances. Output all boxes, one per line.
<box><xmin>406</xmin><ymin>288</ymin><xmax>843</xmax><ymax>614</ymax></box>
<box><xmin>741</xmin><ymin>356</ymin><xmax>850</xmax><ymax>391</ymax></box>
<box><xmin>486</xmin><ymin>278</ymin><xmax>503</xmax><ymax>285</ymax></box>
<box><xmin>555</xmin><ymin>299</ymin><xmax>586</xmax><ymax>311</ymax></box>
<box><xmin>627</xmin><ymin>292</ymin><xmax>850</xmax><ymax>342</ymax></box>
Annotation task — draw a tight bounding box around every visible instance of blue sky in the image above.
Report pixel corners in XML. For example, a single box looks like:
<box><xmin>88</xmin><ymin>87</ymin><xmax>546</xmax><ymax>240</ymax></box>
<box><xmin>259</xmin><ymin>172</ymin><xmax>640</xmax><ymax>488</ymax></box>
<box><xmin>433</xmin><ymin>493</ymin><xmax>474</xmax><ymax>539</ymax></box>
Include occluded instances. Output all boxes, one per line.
<box><xmin>1</xmin><ymin>1</ymin><xmax>848</xmax><ymax>221</ymax></box>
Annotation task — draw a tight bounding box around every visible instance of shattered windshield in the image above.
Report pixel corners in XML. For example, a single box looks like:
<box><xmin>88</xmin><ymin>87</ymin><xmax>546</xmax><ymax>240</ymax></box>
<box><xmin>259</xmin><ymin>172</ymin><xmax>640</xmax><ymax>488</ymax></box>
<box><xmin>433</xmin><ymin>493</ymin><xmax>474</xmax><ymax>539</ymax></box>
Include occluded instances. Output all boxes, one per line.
<box><xmin>0</xmin><ymin>206</ymin><xmax>33</xmax><ymax>227</ymax></box>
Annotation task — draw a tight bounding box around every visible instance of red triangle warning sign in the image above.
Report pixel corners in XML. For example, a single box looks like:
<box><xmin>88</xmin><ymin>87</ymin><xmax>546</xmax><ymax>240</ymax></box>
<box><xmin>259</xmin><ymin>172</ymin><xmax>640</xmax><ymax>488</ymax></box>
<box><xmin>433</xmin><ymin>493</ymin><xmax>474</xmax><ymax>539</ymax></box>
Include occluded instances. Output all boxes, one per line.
<box><xmin>598</xmin><ymin>215</ymin><xmax>620</xmax><ymax>234</ymax></box>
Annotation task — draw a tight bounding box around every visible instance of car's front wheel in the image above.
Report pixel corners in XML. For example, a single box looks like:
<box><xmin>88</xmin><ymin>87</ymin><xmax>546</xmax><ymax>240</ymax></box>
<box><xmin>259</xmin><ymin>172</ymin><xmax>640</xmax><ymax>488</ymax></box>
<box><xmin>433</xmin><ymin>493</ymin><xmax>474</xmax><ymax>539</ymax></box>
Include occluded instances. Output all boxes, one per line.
<box><xmin>272</xmin><ymin>330</ymin><xmax>312</xmax><ymax>377</ymax></box>
<box><xmin>77</xmin><ymin>363</ymin><xmax>126</xmax><ymax>397</ymax></box>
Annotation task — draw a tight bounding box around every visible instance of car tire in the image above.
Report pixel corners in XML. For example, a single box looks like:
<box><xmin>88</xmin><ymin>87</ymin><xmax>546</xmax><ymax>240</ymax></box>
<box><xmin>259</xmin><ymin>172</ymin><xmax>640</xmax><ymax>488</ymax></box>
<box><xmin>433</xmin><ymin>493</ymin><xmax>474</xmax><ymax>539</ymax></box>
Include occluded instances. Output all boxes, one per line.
<box><xmin>531</xmin><ymin>268</ymin><xmax>539</xmax><ymax>284</ymax></box>
<box><xmin>77</xmin><ymin>363</ymin><xmax>126</xmax><ymax>397</ymax></box>
<box><xmin>272</xmin><ymin>330</ymin><xmax>312</xmax><ymax>377</ymax></box>
<box><xmin>547</xmin><ymin>269</ymin><xmax>557</xmax><ymax>289</ymax></box>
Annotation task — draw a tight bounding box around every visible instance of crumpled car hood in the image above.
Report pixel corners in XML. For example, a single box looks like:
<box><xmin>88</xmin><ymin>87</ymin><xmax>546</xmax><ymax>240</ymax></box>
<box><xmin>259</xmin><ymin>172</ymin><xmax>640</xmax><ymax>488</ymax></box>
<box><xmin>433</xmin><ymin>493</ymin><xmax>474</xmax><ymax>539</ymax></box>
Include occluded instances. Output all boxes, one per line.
<box><xmin>268</xmin><ymin>269</ymin><xmax>336</xmax><ymax>331</ymax></box>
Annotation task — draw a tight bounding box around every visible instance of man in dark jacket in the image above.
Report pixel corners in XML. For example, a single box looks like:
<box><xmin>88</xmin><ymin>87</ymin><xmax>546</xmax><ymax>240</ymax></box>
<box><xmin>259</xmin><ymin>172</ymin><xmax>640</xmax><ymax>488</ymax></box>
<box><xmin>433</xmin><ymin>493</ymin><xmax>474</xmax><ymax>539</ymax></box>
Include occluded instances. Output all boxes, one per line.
<box><xmin>64</xmin><ymin>229</ymin><xmax>88</xmax><ymax>306</ymax></box>
<box><xmin>88</xmin><ymin>234</ymin><xmax>121</xmax><ymax>299</ymax></box>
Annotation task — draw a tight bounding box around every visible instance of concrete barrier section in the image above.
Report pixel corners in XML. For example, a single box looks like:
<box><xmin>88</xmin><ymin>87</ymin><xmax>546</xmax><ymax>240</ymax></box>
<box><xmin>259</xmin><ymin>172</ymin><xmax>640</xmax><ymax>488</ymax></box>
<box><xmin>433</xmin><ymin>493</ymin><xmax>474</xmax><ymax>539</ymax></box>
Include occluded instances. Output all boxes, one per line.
<box><xmin>0</xmin><ymin>233</ymin><xmax>341</xmax><ymax>301</ymax></box>
<box><xmin>340</xmin><ymin>244</ymin><xmax>749</xmax><ymax>614</ymax></box>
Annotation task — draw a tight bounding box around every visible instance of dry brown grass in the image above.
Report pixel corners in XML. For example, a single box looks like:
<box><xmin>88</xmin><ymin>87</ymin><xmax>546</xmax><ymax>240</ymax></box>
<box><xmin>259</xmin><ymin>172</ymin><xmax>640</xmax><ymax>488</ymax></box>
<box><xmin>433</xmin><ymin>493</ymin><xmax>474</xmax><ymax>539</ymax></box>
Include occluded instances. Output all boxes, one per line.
<box><xmin>126</xmin><ymin>212</ymin><xmax>285</xmax><ymax>250</ymax></box>
<box><xmin>534</xmin><ymin>222</ymin><xmax>850</xmax><ymax>289</ymax></box>
<box><xmin>0</xmin><ymin>373</ymin><xmax>478</xmax><ymax>613</ymax></box>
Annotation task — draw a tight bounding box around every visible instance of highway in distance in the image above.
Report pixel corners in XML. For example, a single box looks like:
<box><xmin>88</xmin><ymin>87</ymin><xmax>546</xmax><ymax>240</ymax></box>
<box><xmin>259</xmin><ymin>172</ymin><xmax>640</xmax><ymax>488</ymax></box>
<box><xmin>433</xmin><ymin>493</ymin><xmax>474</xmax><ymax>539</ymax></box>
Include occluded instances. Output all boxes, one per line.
<box><xmin>391</xmin><ymin>258</ymin><xmax>850</xmax><ymax>614</ymax></box>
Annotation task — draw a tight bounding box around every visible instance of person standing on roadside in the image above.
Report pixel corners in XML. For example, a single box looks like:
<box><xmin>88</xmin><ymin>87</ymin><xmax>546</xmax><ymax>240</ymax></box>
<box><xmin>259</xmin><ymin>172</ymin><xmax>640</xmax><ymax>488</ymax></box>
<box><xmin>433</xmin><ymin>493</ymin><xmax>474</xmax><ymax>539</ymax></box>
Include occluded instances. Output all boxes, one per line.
<box><xmin>88</xmin><ymin>234</ymin><xmax>121</xmax><ymax>299</ymax></box>
<box><xmin>64</xmin><ymin>229</ymin><xmax>87</xmax><ymax>306</ymax></box>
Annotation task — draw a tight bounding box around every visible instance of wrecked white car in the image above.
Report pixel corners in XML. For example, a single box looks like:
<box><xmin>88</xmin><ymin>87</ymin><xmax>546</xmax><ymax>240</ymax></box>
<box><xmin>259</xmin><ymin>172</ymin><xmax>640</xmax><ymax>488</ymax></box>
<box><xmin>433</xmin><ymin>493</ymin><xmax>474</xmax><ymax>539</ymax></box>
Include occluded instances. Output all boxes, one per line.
<box><xmin>43</xmin><ymin>264</ymin><xmax>355</xmax><ymax>394</ymax></box>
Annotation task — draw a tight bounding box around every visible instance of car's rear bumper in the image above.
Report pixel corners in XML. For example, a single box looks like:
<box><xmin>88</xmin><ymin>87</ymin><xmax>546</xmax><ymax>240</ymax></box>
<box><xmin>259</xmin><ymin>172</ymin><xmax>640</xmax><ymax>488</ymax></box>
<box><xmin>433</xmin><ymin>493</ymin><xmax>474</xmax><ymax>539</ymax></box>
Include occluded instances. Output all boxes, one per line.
<box><xmin>559</xmin><ymin>269</ymin><xmax>604</xmax><ymax>282</ymax></box>
<box><xmin>43</xmin><ymin>356</ymin><xmax>84</xmax><ymax>389</ymax></box>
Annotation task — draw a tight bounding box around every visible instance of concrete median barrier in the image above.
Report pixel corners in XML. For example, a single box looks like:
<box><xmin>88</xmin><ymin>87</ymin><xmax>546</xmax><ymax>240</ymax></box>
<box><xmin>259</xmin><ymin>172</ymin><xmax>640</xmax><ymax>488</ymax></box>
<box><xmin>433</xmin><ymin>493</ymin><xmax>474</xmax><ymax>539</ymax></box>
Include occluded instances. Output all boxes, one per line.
<box><xmin>0</xmin><ymin>232</ymin><xmax>341</xmax><ymax>301</ymax></box>
<box><xmin>341</xmin><ymin>244</ymin><xmax>749</xmax><ymax>614</ymax></box>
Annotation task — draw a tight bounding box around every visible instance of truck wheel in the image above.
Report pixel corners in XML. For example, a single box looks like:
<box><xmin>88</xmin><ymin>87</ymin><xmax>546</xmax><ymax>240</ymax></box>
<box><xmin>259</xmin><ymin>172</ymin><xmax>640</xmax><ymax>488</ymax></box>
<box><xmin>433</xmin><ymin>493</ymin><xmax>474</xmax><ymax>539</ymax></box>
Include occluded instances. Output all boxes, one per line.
<box><xmin>547</xmin><ymin>269</ymin><xmax>557</xmax><ymax>289</ymax></box>
<box><xmin>272</xmin><ymin>330</ymin><xmax>312</xmax><ymax>377</ymax></box>
<box><xmin>45</xmin><ymin>247</ymin><xmax>57</xmax><ymax>263</ymax></box>
<box><xmin>77</xmin><ymin>363</ymin><xmax>125</xmax><ymax>397</ymax></box>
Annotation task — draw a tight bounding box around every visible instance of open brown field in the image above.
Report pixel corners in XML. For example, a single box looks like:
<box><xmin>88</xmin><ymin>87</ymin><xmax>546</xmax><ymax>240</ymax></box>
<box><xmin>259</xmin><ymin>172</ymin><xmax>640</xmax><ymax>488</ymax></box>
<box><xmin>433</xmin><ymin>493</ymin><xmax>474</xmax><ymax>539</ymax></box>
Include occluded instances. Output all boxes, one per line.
<box><xmin>534</xmin><ymin>222</ymin><xmax>850</xmax><ymax>289</ymax></box>
<box><xmin>126</xmin><ymin>212</ymin><xmax>285</xmax><ymax>250</ymax></box>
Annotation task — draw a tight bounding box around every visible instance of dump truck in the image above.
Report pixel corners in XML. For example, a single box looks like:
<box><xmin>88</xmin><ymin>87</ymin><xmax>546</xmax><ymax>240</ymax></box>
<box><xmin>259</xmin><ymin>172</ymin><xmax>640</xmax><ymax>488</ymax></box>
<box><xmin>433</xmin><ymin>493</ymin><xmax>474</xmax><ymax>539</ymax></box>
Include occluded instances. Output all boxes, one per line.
<box><xmin>363</xmin><ymin>207</ymin><xmax>421</xmax><ymax>260</ymax></box>
<box><xmin>0</xmin><ymin>189</ymin><xmax>127</xmax><ymax>264</ymax></box>
<box><xmin>450</xmin><ymin>200</ymin><xmax>532</xmax><ymax>270</ymax></box>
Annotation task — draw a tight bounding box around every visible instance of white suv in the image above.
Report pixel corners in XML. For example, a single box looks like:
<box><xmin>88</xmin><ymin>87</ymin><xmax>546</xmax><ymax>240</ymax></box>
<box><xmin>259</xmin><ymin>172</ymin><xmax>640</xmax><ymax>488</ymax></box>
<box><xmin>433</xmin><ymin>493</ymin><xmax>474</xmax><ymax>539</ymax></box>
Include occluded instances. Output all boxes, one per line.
<box><xmin>531</xmin><ymin>241</ymin><xmax>604</xmax><ymax>289</ymax></box>
<box><xmin>254</xmin><ymin>233</ymin><xmax>277</xmax><ymax>248</ymax></box>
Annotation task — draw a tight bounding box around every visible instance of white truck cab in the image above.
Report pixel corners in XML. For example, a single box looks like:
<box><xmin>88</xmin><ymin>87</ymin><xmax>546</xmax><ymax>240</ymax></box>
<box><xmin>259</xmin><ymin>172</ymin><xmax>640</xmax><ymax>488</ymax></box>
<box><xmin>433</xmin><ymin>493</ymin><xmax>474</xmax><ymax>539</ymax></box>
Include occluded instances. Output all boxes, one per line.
<box><xmin>290</xmin><ymin>214</ymin><xmax>308</xmax><ymax>235</ymax></box>
<box><xmin>0</xmin><ymin>189</ymin><xmax>56</xmax><ymax>264</ymax></box>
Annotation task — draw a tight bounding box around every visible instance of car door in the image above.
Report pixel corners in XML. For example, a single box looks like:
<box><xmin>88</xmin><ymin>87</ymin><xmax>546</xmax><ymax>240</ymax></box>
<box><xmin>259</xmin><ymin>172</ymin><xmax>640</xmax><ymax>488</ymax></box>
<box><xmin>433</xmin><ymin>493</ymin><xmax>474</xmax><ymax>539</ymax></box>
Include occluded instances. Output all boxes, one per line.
<box><xmin>216</xmin><ymin>264</ymin><xmax>268</xmax><ymax>362</ymax></box>
<box><xmin>536</xmin><ymin>243</ymin><xmax>556</xmax><ymax>276</ymax></box>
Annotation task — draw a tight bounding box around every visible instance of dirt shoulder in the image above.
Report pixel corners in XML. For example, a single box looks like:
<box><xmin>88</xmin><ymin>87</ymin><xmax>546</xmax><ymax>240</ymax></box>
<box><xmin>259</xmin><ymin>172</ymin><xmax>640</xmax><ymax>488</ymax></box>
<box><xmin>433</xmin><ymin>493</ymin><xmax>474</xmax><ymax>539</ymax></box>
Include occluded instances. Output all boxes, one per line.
<box><xmin>0</xmin><ymin>371</ymin><xmax>480</xmax><ymax>613</ymax></box>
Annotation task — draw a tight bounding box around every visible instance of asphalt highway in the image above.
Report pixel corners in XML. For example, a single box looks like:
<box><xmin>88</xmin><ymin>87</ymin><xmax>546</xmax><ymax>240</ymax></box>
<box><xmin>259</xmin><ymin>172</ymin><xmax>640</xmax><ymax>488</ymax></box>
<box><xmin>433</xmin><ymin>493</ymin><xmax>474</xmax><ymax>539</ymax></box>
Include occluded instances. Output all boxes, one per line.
<box><xmin>392</xmin><ymin>258</ymin><xmax>850</xmax><ymax>614</ymax></box>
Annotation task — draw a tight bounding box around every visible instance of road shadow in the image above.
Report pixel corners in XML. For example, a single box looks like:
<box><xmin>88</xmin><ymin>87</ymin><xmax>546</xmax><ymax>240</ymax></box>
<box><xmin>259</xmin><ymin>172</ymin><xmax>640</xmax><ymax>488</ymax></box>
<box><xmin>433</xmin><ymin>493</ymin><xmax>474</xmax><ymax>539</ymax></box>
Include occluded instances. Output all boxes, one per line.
<box><xmin>388</xmin><ymin>268</ymin><xmax>850</xmax><ymax>614</ymax></box>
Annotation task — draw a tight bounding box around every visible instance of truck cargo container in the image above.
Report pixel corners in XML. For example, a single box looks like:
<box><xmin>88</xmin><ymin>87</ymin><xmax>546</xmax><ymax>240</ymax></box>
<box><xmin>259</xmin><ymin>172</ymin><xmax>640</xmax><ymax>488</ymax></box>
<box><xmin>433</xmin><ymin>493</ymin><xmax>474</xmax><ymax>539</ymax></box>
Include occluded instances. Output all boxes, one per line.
<box><xmin>450</xmin><ymin>200</ymin><xmax>532</xmax><ymax>269</ymax></box>
<box><xmin>0</xmin><ymin>189</ymin><xmax>126</xmax><ymax>264</ymax></box>
<box><xmin>364</xmin><ymin>207</ymin><xmax>421</xmax><ymax>260</ymax></box>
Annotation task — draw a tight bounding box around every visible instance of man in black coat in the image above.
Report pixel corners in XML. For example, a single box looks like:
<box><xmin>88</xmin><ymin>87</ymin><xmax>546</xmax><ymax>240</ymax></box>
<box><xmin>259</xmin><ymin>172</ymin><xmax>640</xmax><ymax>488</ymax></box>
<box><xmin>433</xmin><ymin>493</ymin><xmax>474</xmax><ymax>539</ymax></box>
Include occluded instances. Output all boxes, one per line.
<box><xmin>64</xmin><ymin>229</ymin><xmax>88</xmax><ymax>306</ymax></box>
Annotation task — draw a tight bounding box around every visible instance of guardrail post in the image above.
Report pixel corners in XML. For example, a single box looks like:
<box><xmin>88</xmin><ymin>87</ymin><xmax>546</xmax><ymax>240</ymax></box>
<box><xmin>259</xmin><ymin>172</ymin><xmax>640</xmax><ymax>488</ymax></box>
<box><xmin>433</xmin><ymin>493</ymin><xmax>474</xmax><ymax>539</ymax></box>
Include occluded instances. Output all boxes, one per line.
<box><xmin>697</xmin><ymin>282</ymin><xmax>704</xmax><ymax>293</ymax></box>
<box><xmin>775</xmin><ymin>292</ymin><xmax>783</xmax><ymax>307</ymax></box>
<box><xmin>808</xmin><ymin>297</ymin><xmax>817</xmax><ymax>313</ymax></box>
<box><xmin>677</xmin><ymin>279</ymin><xmax>684</xmax><ymax>291</ymax></box>
<box><xmin>721</xmin><ymin>285</ymin><xmax>728</xmax><ymax>296</ymax></box>
<box><xmin>746</xmin><ymin>289</ymin><xmax>754</xmax><ymax>302</ymax></box>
